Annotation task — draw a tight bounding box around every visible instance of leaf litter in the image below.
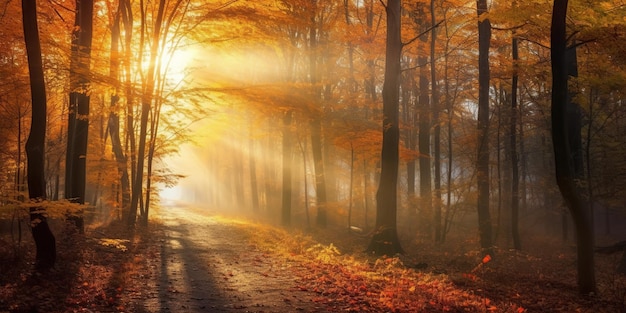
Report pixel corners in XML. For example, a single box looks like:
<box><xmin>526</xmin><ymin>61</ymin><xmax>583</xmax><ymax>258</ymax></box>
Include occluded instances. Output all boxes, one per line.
<box><xmin>1</xmin><ymin>212</ymin><xmax>625</xmax><ymax>312</ymax></box>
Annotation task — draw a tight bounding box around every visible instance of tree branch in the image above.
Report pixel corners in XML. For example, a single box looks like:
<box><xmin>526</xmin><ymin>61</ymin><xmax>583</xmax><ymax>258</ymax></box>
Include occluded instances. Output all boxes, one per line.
<box><xmin>378</xmin><ymin>0</ymin><xmax>387</xmax><ymax>10</ymax></box>
<box><xmin>402</xmin><ymin>19</ymin><xmax>444</xmax><ymax>47</ymax></box>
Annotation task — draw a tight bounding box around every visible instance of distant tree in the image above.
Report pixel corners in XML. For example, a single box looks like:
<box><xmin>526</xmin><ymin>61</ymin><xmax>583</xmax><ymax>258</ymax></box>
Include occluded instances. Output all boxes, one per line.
<box><xmin>282</xmin><ymin>110</ymin><xmax>293</xmax><ymax>226</ymax></box>
<box><xmin>510</xmin><ymin>0</ymin><xmax>521</xmax><ymax>250</ymax></box>
<box><xmin>367</xmin><ymin>0</ymin><xmax>403</xmax><ymax>256</ymax></box>
<box><xmin>22</xmin><ymin>0</ymin><xmax>56</xmax><ymax>270</ymax></box>
<box><xmin>308</xmin><ymin>0</ymin><xmax>329</xmax><ymax>228</ymax></box>
<box><xmin>550</xmin><ymin>0</ymin><xmax>596</xmax><ymax>295</ymax></box>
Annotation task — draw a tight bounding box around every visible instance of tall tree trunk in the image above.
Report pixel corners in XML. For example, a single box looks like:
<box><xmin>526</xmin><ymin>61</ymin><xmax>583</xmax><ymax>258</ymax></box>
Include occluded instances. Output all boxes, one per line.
<box><xmin>550</xmin><ymin>0</ymin><xmax>596</xmax><ymax>294</ymax></box>
<box><xmin>367</xmin><ymin>0</ymin><xmax>403</xmax><ymax>255</ymax></box>
<box><xmin>403</xmin><ymin>70</ymin><xmax>416</xmax><ymax>197</ymax></box>
<box><xmin>120</xmin><ymin>0</ymin><xmax>136</xmax><ymax>223</ymax></box>
<box><xmin>510</xmin><ymin>25</ymin><xmax>521</xmax><ymax>250</ymax></box>
<box><xmin>416</xmin><ymin>5</ymin><xmax>432</xmax><ymax>239</ymax></box>
<box><xmin>22</xmin><ymin>0</ymin><xmax>56</xmax><ymax>270</ymax></box>
<box><xmin>431</xmin><ymin>0</ymin><xmax>442</xmax><ymax>244</ymax></box>
<box><xmin>476</xmin><ymin>0</ymin><xmax>493</xmax><ymax>256</ymax></box>
<box><xmin>65</xmin><ymin>0</ymin><xmax>94</xmax><ymax>234</ymax></box>
<box><xmin>107</xmin><ymin>4</ymin><xmax>131</xmax><ymax>222</ymax></box>
<box><xmin>442</xmin><ymin>16</ymin><xmax>453</xmax><ymax>244</ymax></box>
<box><xmin>309</xmin><ymin>2</ymin><xmax>328</xmax><ymax>227</ymax></box>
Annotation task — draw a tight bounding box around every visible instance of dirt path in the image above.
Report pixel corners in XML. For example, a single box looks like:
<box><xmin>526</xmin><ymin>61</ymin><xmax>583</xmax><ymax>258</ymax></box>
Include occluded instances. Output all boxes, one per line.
<box><xmin>130</xmin><ymin>206</ymin><xmax>320</xmax><ymax>313</ymax></box>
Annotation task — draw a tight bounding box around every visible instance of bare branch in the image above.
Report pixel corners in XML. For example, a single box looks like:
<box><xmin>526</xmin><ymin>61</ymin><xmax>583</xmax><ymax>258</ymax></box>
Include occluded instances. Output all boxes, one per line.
<box><xmin>402</xmin><ymin>19</ymin><xmax>444</xmax><ymax>48</ymax></box>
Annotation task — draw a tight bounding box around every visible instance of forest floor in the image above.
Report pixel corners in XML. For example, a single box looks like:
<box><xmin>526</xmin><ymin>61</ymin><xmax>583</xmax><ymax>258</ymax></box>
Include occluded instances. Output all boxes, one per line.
<box><xmin>1</xmin><ymin>204</ymin><xmax>626</xmax><ymax>312</ymax></box>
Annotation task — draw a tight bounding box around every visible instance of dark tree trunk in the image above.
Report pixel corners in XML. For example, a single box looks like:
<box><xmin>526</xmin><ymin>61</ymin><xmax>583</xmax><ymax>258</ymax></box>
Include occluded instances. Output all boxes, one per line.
<box><xmin>550</xmin><ymin>0</ymin><xmax>596</xmax><ymax>294</ymax></box>
<box><xmin>476</xmin><ymin>0</ymin><xmax>493</xmax><ymax>256</ymax></box>
<box><xmin>65</xmin><ymin>0</ymin><xmax>94</xmax><ymax>234</ymax></box>
<box><xmin>22</xmin><ymin>0</ymin><xmax>56</xmax><ymax>270</ymax></box>
<box><xmin>418</xmin><ymin>23</ymin><xmax>432</xmax><ymax>237</ymax></box>
<box><xmin>367</xmin><ymin>0</ymin><xmax>403</xmax><ymax>256</ymax></box>
<box><xmin>431</xmin><ymin>0</ymin><xmax>442</xmax><ymax>244</ymax></box>
<box><xmin>511</xmin><ymin>29</ymin><xmax>521</xmax><ymax>250</ymax></box>
<box><xmin>120</xmin><ymin>0</ymin><xmax>136</xmax><ymax>224</ymax></box>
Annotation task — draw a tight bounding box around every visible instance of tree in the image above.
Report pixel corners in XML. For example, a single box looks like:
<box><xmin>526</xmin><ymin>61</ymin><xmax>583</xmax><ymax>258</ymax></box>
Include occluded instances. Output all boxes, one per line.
<box><xmin>431</xmin><ymin>0</ymin><xmax>443</xmax><ymax>244</ymax></box>
<box><xmin>106</xmin><ymin>0</ymin><xmax>131</xmax><ymax>222</ymax></box>
<box><xmin>550</xmin><ymin>0</ymin><xmax>596</xmax><ymax>295</ymax></box>
<box><xmin>510</xmin><ymin>0</ymin><xmax>521</xmax><ymax>250</ymax></box>
<box><xmin>308</xmin><ymin>0</ymin><xmax>330</xmax><ymax>228</ymax></box>
<box><xmin>65</xmin><ymin>0</ymin><xmax>94</xmax><ymax>233</ymax></box>
<box><xmin>22</xmin><ymin>0</ymin><xmax>56</xmax><ymax>270</ymax></box>
<box><xmin>367</xmin><ymin>0</ymin><xmax>403</xmax><ymax>256</ymax></box>
<box><xmin>476</xmin><ymin>0</ymin><xmax>493</xmax><ymax>256</ymax></box>
<box><xmin>282</xmin><ymin>110</ymin><xmax>293</xmax><ymax>226</ymax></box>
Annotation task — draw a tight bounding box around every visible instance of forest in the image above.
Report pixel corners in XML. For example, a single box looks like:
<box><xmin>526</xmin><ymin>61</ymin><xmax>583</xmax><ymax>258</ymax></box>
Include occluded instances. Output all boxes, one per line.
<box><xmin>1</xmin><ymin>0</ymin><xmax>626</xmax><ymax>311</ymax></box>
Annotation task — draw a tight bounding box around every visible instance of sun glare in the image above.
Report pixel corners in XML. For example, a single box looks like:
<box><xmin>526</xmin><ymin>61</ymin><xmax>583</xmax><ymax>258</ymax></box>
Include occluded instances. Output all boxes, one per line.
<box><xmin>139</xmin><ymin>42</ymin><xmax>195</xmax><ymax>88</ymax></box>
<box><xmin>162</xmin><ymin>47</ymin><xmax>194</xmax><ymax>85</ymax></box>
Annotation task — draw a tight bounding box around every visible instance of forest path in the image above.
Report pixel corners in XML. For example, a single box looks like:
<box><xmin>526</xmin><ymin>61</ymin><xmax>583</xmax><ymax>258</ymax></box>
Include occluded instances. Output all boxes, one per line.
<box><xmin>132</xmin><ymin>205</ymin><xmax>319</xmax><ymax>313</ymax></box>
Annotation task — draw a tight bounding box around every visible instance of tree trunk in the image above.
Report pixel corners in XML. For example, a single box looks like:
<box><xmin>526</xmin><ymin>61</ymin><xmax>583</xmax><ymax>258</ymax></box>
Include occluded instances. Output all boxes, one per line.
<box><xmin>281</xmin><ymin>111</ymin><xmax>293</xmax><ymax>226</ymax></box>
<box><xmin>22</xmin><ymin>0</ymin><xmax>56</xmax><ymax>270</ymax></box>
<box><xmin>367</xmin><ymin>0</ymin><xmax>403</xmax><ymax>256</ymax></box>
<box><xmin>431</xmin><ymin>0</ymin><xmax>442</xmax><ymax>244</ymax></box>
<box><xmin>476</xmin><ymin>0</ymin><xmax>493</xmax><ymax>256</ymax></box>
<box><xmin>510</xmin><ymin>28</ymin><xmax>521</xmax><ymax>250</ymax></box>
<box><xmin>129</xmin><ymin>0</ymin><xmax>166</xmax><ymax>227</ymax></box>
<box><xmin>65</xmin><ymin>0</ymin><xmax>94</xmax><ymax>234</ymax></box>
<box><xmin>550</xmin><ymin>0</ymin><xmax>596</xmax><ymax>294</ymax></box>
<box><xmin>308</xmin><ymin>3</ymin><xmax>328</xmax><ymax>227</ymax></box>
<box><xmin>107</xmin><ymin>5</ymin><xmax>131</xmax><ymax>221</ymax></box>
<box><xmin>418</xmin><ymin>56</ymin><xmax>432</xmax><ymax>237</ymax></box>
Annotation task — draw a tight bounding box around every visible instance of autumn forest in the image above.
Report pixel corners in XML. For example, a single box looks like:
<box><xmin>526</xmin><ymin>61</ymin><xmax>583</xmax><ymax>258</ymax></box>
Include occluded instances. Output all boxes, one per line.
<box><xmin>2</xmin><ymin>0</ymin><xmax>626</xmax><ymax>312</ymax></box>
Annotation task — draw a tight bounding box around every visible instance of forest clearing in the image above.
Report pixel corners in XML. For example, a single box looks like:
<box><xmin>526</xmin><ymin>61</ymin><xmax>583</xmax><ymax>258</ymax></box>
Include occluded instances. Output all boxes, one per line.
<box><xmin>1</xmin><ymin>205</ymin><xmax>625</xmax><ymax>312</ymax></box>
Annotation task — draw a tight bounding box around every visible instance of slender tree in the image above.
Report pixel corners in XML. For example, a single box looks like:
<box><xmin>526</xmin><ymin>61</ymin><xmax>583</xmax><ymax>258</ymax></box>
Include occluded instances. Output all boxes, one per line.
<box><xmin>281</xmin><ymin>110</ymin><xmax>293</xmax><ymax>226</ymax></box>
<box><xmin>476</xmin><ymin>0</ymin><xmax>493</xmax><ymax>256</ymax></box>
<box><xmin>22</xmin><ymin>0</ymin><xmax>56</xmax><ymax>270</ymax></box>
<box><xmin>107</xmin><ymin>1</ymin><xmax>131</xmax><ymax>222</ymax></box>
<box><xmin>308</xmin><ymin>0</ymin><xmax>329</xmax><ymax>228</ymax></box>
<box><xmin>510</xmin><ymin>10</ymin><xmax>521</xmax><ymax>250</ymax></box>
<box><xmin>129</xmin><ymin>0</ymin><xmax>167</xmax><ymax>227</ymax></box>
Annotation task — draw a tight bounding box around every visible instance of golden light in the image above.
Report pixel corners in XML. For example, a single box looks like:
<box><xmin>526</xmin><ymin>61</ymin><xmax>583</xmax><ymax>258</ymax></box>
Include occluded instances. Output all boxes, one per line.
<box><xmin>160</xmin><ymin>46</ymin><xmax>194</xmax><ymax>86</ymax></box>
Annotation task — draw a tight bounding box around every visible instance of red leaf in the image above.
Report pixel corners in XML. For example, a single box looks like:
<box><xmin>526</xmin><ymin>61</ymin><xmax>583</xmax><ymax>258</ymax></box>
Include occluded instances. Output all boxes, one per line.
<box><xmin>482</xmin><ymin>254</ymin><xmax>492</xmax><ymax>264</ymax></box>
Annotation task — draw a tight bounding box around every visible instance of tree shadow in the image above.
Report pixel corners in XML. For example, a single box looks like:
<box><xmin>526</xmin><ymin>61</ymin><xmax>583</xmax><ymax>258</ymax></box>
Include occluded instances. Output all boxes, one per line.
<box><xmin>130</xmin><ymin>222</ymin><xmax>229</xmax><ymax>312</ymax></box>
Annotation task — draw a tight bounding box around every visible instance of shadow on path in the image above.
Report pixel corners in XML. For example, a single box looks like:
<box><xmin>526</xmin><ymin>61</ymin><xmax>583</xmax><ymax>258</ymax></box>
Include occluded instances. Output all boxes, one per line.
<box><xmin>132</xmin><ymin>207</ymin><xmax>317</xmax><ymax>313</ymax></box>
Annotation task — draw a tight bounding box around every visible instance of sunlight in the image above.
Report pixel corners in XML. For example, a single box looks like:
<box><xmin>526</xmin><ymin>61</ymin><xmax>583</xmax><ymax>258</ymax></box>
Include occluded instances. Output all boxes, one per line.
<box><xmin>139</xmin><ymin>41</ymin><xmax>195</xmax><ymax>88</ymax></box>
<box><xmin>161</xmin><ymin>46</ymin><xmax>194</xmax><ymax>86</ymax></box>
